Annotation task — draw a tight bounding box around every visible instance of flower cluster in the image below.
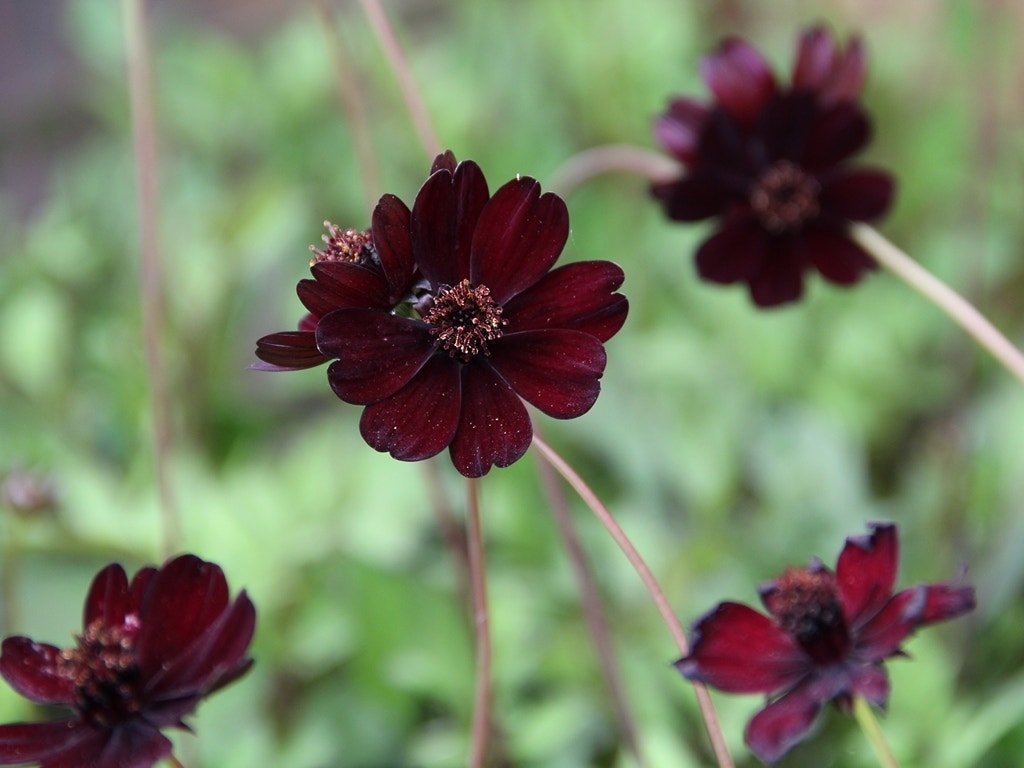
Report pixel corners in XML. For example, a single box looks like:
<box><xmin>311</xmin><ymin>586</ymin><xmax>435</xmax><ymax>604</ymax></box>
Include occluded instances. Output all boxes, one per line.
<box><xmin>256</xmin><ymin>151</ymin><xmax>628</xmax><ymax>477</ymax></box>
<box><xmin>676</xmin><ymin>523</ymin><xmax>975</xmax><ymax>763</ymax></box>
<box><xmin>0</xmin><ymin>555</ymin><xmax>255</xmax><ymax>768</ymax></box>
<box><xmin>652</xmin><ymin>26</ymin><xmax>895</xmax><ymax>306</ymax></box>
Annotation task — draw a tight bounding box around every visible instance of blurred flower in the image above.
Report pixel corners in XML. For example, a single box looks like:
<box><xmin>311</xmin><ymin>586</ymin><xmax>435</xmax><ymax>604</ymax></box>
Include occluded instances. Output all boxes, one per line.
<box><xmin>313</xmin><ymin>151</ymin><xmax>628</xmax><ymax>477</ymax></box>
<box><xmin>0</xmin><ymin>555</ymin><xmax>255</xmax><ymax>768</ymax></box>
<box><xmin>676</xmin><ymin>523</ymin><xmax>974</xmax><ymax>764</ymax></box>
<box><xmin>1</xmin><ymin>470</ymin><xmax>58</xmax><ymax>518</ymax></box>
<box><xmin>652</xmin><ymin>26</ymin><xmax>894</xmax><ymax>306</ymax></box>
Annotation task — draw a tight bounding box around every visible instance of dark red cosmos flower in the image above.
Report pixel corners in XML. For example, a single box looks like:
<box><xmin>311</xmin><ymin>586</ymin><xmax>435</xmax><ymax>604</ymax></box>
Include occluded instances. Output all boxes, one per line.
<box><xmin>0</xmin><ymin>555</ymin><xmax>255</xmax><ymax>768</ymax></box>
<box><xmin>676</xmin><ymin>523</ymin><xmax>974</xmax><ymax>764</ymax></box>
<box><xmin>313</xmin><ymin>151</ymin><xmax>628</xmax><ymax>477</ymax></box>
<box><xmin>652</xmin><ymin>26</ymin><xmax>894</xmax><ymax>306</ymax></box>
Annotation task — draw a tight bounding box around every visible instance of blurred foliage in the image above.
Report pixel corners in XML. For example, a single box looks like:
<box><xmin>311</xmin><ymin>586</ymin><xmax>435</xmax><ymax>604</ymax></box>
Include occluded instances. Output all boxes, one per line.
<box><xmin>1</xmin><ymin>0</ymin><xmax>1024</xmax><ymax>766</ymax></box>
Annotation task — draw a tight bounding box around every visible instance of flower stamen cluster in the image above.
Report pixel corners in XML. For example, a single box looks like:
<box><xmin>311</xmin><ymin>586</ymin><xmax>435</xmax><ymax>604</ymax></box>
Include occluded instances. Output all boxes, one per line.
<box><xmin>59</xmin><ymin>619</ymin><xmax>142</xmax><ymax>728</ymax></box>
<box><xmin>425</xmin><ymin>279</ymin><xmax>506</xmax><ymax>360</ymax></box>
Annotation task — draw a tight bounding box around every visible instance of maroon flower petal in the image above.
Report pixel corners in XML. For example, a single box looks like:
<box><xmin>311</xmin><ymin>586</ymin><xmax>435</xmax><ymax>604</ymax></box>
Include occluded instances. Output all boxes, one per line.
<box><xmin>470</xmin><ymin>177</ymin><xmax>569</xmax><ymax>305</ymax></box>
<box><xmin>359</xmin><ymin>356</ymin><xmax>461</xmax><ymax>462</ymax></box>
<box><xmin>253</xmin><ymin>331</ymin><xmax>328</xmax><ymax>370</ymax></box>
<box><xmin>792</xmin><ymin>27</ymin><xmax>866</xmax><ymax>104</ymax></box>
<box><xmin>430</xmin><ymin>150</ymin><xmax>457</xmax><ymax>174</ymax></box>
<box><xmin>804</xmin><ymin>226</ymin><xmax>876</xmax><ymax>286</ymax></box>
<box><xmin>502</xmin><ymin>261</ymin><xmax>627</xmax><ymax>342</ymax></box>
<box><xmin>820</xmin><ymin>169</ymin><xmax>895</xmax><ymax>222</ymax></box>
<box><xmin>0</xmin><ymin>719</ymin><xmax>110</xmax><ymax>767</ymax></box>
<box><xmin>489</xmin><ymin>330</ymin><xmax>605</xmax><ymax>418</ymax></box>
<box><xmin>749</xmin><ymin>240</ymin><xmax>806</xmax><ymax>307</ymax></box>
<box><xmin>0</xmin><ymin>638</ymin><xmax>75</xmax><ymax>706</ymax></box>
<box><xmin>694</xmin><ymin>218</ymin><xmax>770</xmax><ymax>285</ymax></box>
<box><xmin>412</xmin><ymin>160</ymin><xmax>490</xmax><ymax>287</ymax></box>
<box><xmin>853</xmin><ymin>587</ymin><xmax>925</xmax><ymax>661</ymax></box>
<box><xmin>759</xmin><ymin>92</ymin><xmax>817</xmax><ymax>162</ymax></box>
<box><xmin>318</xmin><ymin>311</ymin><xmax>434</xmax><ymax>405</ymax></box>
<box><xmin>652</xmin><ymin>174</ymin><xmax>734</xmax><ymax>222</ymax></box>
<box><xmin>837</xmin><ymin>523</ymin><xmax>899</xmax><ymax>627</ymax></box>
<box><xmin>801</xmin><ymin>102</ymin><xmax>871</xmax><ymax>171</ymax></box>
<box><xmin>849</xmin><ymin>663</ymin><xmax>890</xmax><ymax>707</ymax></box>
<box><xmin>89</xmin><ymin>721</ymin><xmax>175</xmax><ymax>768</ymax></box>
<box><xmin>675</xmin><ymin>602</ymin><xmax>807</xmax><ymax>694</ymax></box>
<box><xmin>654</xmin><ymin>97</ymin><xmax>711</xmax><ymax>165</ymax></box>
<box><xmin>700</xmin><ymin>37</ymin><xmax>777</xmax><ymax>124</ymax></box>
<box><xmin>137</xmin><ymin>556</ymin><xmax>230</xmax><ymax>682</ymax></box>
<box><xmin>370</xmin><ymin>194</ymin><xmax>417</xmax><ymax>303</ymax></box>
<box><xmin>300</xmin><ymin>262</ymin><xmax>391</xmax><ymax>314</ymax></box>
<box><xmin>448</xmin><ymin>365</ymin><xmax>532</xmax><ymax>477</ymax></box>
<box><xmin>919</xmin><ymin>584</ymin><xmax>976</xmax><ymax>625</ymax></box>
<box><xmin>744</xmin><ymin>682</ymin><xmax>823</xmax><ymax>764</ymax></box>
<box><xmin>84</xmin><ymin>563</ymin><xmax>130</xmax><ymax>628</ymax></box>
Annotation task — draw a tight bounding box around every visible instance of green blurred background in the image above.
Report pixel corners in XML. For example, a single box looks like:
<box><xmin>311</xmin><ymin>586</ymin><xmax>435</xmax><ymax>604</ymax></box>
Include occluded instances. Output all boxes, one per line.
<box><xmin>1</xmin><ymin>0</ymin><xmax>1023</xmax><ymax>765</ymax></box>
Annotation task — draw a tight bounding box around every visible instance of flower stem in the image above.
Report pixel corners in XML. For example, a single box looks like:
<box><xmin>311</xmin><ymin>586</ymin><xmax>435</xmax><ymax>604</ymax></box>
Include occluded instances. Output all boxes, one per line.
<box><xmin>852</xmin><ymin>696</ymin><xmax>900</xmax><ymax>768</ymax></box>
<box><xmin>546</xmin><ymin>144</ymin><xmax>678</xmax><ymax>198</ymax></box>
<box><xmin>123</xmin><ymin>0</ymin><xmax>178</xmax><ymax>557</ymax></box>
<box><xmin>165</xmin><ymin>755</ymin><xmax>186</xmax><ymax>768</ymax></box>
<box><xmin>850</xmin><ymin>223</ymin><xmax>1024</xmax><ymax>388</ymax></box>
<box><xmin>310</xmin><ymin>0</ymin><xmax>382</xmax><ymax>215</ymax></box>
<box><xmin>530</xmin><ymin>435</ymin><xmax>734</xmax><ymax>768</ymax></box>
<box><xmin>465</xmin><ymin>477</ymin><xmax>492</xmax><ymax>768</ymax></box>
<box><xmin>532</xmin><ymin>442</ymin><xmax>646</xmax><ymax>767</ymax></box>
<box><xmin>357</xmin><ymin>0</ymin><xmax>443</xmax><ymax>159</ymax></box>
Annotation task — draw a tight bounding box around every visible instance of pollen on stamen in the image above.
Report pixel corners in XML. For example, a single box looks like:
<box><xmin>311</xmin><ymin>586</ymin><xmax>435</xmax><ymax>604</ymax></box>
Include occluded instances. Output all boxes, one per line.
<box><xmin>749</xmin><ymin>160</ymin><xmax>821</xmax><ymax>234</ymax></box>
<box><xmin>423</xmin><ymin>279</ymin><xmax>507</xmax><ymax>361</ymax></box>
<box><xmin>309</xmin><ymin>223</ymin><xmax>375</xmax><ymax>267</ymax></box>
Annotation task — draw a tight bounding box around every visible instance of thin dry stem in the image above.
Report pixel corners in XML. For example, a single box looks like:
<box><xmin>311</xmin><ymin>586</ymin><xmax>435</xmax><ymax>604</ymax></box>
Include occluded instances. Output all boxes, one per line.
<box><xmin>547</xmin><ymin>144</ymin><xmax>679</xmax><ymax>198</ymax></box>
<box><xmin>420</xmin><ymin>460</ymin><xmax>472</xmax><ymax>614</ymax></box>
<box><xmin>357</xmin><ymin>0</ymin><xmax>443</xmax><ymax>159</ymax></box>
<box><xmin>123</xmin><ymin>0</ymin><xmax>178</xmax><ymax>557</ymax></box>
<box><xmin>465</xmin><ymin>478</ymin><xmax>491</xmax><ymax>768</ymax></box>
<box><xmin>310</xmin><ymin>0</ymin><xmax>381</xmax><ymax>214</ymax></box>
<box><xmin>532</xmin><ymin>445</ymin><xmax>645</xmax><ymax>766</ymax></box>
<box><xmin>531</xmin><ymin>435</ymin><xmax>734</xmax><ymax>768</ymax></box>
<box><xmin>851</xmin><ymin>224</ymin><xmax>1024</xmax><ymax>388</ymax></box>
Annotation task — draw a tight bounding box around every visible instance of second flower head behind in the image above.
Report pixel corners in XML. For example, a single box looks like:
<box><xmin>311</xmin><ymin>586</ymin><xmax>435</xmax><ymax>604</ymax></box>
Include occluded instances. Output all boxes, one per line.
<box><xmin>256</xmin><ymin>151</ymin><xmax>628</xmax><ymax>478</ymax></box>
<box><xmin>652</xmin><ymin>26</ymin><xmax>895</xmax><ymax>307</ymax></box>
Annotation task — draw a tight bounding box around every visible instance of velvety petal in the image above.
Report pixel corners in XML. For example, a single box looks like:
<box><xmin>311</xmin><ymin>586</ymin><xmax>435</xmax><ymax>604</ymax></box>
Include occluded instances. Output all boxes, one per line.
<box><xmin>804</xmin><ymin>226</ymin><xmax>876</xmax><ymax>286</ymax></box>
<box><xmin>853</xmin><ymin>587</ymin><xmax>926</xmax><ymax>661</ymax></box>
<box><xmin>412</xmin><ymin>160</ymin><xmax>489</xmax><ymax>287</ymax></box>
<box><xmin>488</xmin><ymin>330</ymin><xmax>605</xmax><ymax>418</ymax></box>
<box><xmin>127</xmin><ymin>567</ymin><xmax>158</xmax><ymax>614</ymax></box>
<box><xmin>145</xmin><ymin>589</ymin><xmax>255</xmax><ymax>702</ymax></box>
<box><xmin>448</xmin><ymin>365</ymin><xmax>532</xmax><ymax>478</ymax></box>
<box><xmin>819</xmin><ymin>169</ymin><xmax>894</xmax><ymax>222</ymax></box>
<box><xmin>359</xmin><ymin>355</ymin><xmax>461</xmax><ymax>462</ymax></box>
<box><xmin>300</xmin><ymin>262</ymin><xmax>391</xmax><ymax>314</ymax></box>
<box><xmin>744</xmin><ymin>684</ymin><xmax>823</xmax><ymax>765</ymax></box>
<box><xmin>652</xmin><ymin>174</ymin><xmax>733</xmax><ymax>222</ymax></box>
<box><xmin>0</xmin><ymin>638</ymin><xmax>75</xmax><ymax>706</ymax></box>
<box><xmin>430</xmin><ymin>150</ymin><xmax>457</xmax><ymax>174</ymax></box>
<box><xmin>86</xmin><ymin>720</ymin><xmax>174</xmax><ymax>768</ymax></box>
<box><xmin>318</xmin><ymin>311</ymin><xmax>434</xmax><ymax>405</ymax></box>
<box><xmin>801</xmin><ymin>102</ymin><xmax>871</xmax><ymax>171</ymax></box>
<box><xmin>694</xmin><ymin>218</ymin><xmax>770</xmax><ymax>285</ymax></box>
<box><xmin>837</xmin><ymin>523</ymin><xmax>899</xmax><ymax>627</ymax></box>
<box><xmin>502</xmin><ymin>261</ymin><xmax>627</xmax><ymax>341</ymax></box>
<box><xmin>84</xmin><ymin>563</ymin><xmax>130</xmax><ymax>629</ymax></box>
<box><xmin>919</xmin><ymin>584</ymin><xmax>976</xmax><ymax>625</ymax></box>
<box><xmin>370</xmin><ymin>194</ymin><xmax>416</xmax><ymax>303</ymax></box>
<box><xmin>849</xmin><ymin>663</ymin><xmax>890</xmax><ymax>707</ymax></box>
<box><xmin>675</xmin><ymin>602</ymin><xmax>808</xmax><ymax>694</ymax></box>
<box><xmin>137</xmin><ymin>556</ymin><xmax>230</xmax><ymax>682</ymax></box>
<box><xmin>470</xmin><ymin>177</ymin><xmax>569</xmax><ymax>305</ymax></box>
<box><xmin>792</xmin><ymin>27</ymin><xmax>866</xmax><ymax>103</ymax></box>
<box><xmin>700</xmin><ymin>37</ymin><xmax>777</xmax><ymax>123</ymax></box>
<box><xmin>654</xmin><ymin>97</ymin><xmax>711</xmax><ymax>165</ymax></box>
<box><xmin>0</xmin><ymin>719</ymin><xmax>103</xmax><ymax>766</ymax></box>
<box><xmin>253</xmin><ymin>331</ymin><xmax>328</xmax><ymax>370</ymax></box>
<box><xmin>748</xmin><ymin>239</ymin><xmax>806</xmax><ymax>307</ymax></box>
<box><xmin>758</xmin><ymin>91</ymin><xmax>818</xmax><ymax>162</ymax></box>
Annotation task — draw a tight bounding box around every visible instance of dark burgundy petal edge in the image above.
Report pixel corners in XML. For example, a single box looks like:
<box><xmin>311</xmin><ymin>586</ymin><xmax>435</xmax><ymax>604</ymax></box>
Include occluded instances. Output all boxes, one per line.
<box><xmin>0</xmin><ymin>638</ymin><xmax>75</xmax><ymax>707</ymax></box>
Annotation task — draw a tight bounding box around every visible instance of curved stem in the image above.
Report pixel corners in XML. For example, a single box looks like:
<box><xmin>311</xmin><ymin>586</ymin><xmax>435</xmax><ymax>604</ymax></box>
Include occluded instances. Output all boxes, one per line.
<box><xmin>546</xmin><ymin>144</ymin><xmax>678</xmax><ymax>198</ymax></box>
<box><xmin>123</xmin><ymin>0</ymin><xmax>178</xmax><ymax>557</ymax></box>
<box><xmin>851</xmin><ymin>224</ymin><xmax>1024</xmax><ymax>388</ymax></box>
<box><xmin>530</xmin><ymin>435</ymin><xmax>734</xmax><ymax>768</ymax></box>
<box><xmin>532</xmin><ymin>444</ymin><xmax>645</xmax><ymax>767</ymax></box>
<box><xmin>166</xmin><ymin>755</ymin><xmax>186</xmax><ymax>768</ymax></box>
<box><xmin>465</xmin><ymin>477</ymin><xmax>491</xmax><ymax>768</ymax></box>
<box><xmin>852</xmin><ymin>696</ymin><xmax>900</xmax><ymax>768</ymax></box>
<box><xmin>357</xmin><ymin>0</ymin><xmax>443</xmax><ymax>159</ymax></box>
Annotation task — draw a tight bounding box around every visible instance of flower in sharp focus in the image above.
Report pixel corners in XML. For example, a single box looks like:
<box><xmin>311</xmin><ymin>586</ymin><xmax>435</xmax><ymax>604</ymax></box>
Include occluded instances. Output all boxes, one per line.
<box><xmin>314</xmin><ymin>151</ymin><xmax>628</xmax><ymax>477</ymax></box>
<box><xmin>652</xmin><ymin>26</ymin><xmax>894</xmax><ymax>307</ymax></box>
<box><xmin>675</xmin><ymin>523</ymin><xmax>974</xmax><ymax>764</ymax></box>
<box><xmin>254</xmin><ymin>223</ymin><xmax>417</xmax><ymax>370</ymax></box>
<box><xmin>0</xmin><ymin>555</ymin><xmax>255</xmax><ymax>768</ymax></box>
